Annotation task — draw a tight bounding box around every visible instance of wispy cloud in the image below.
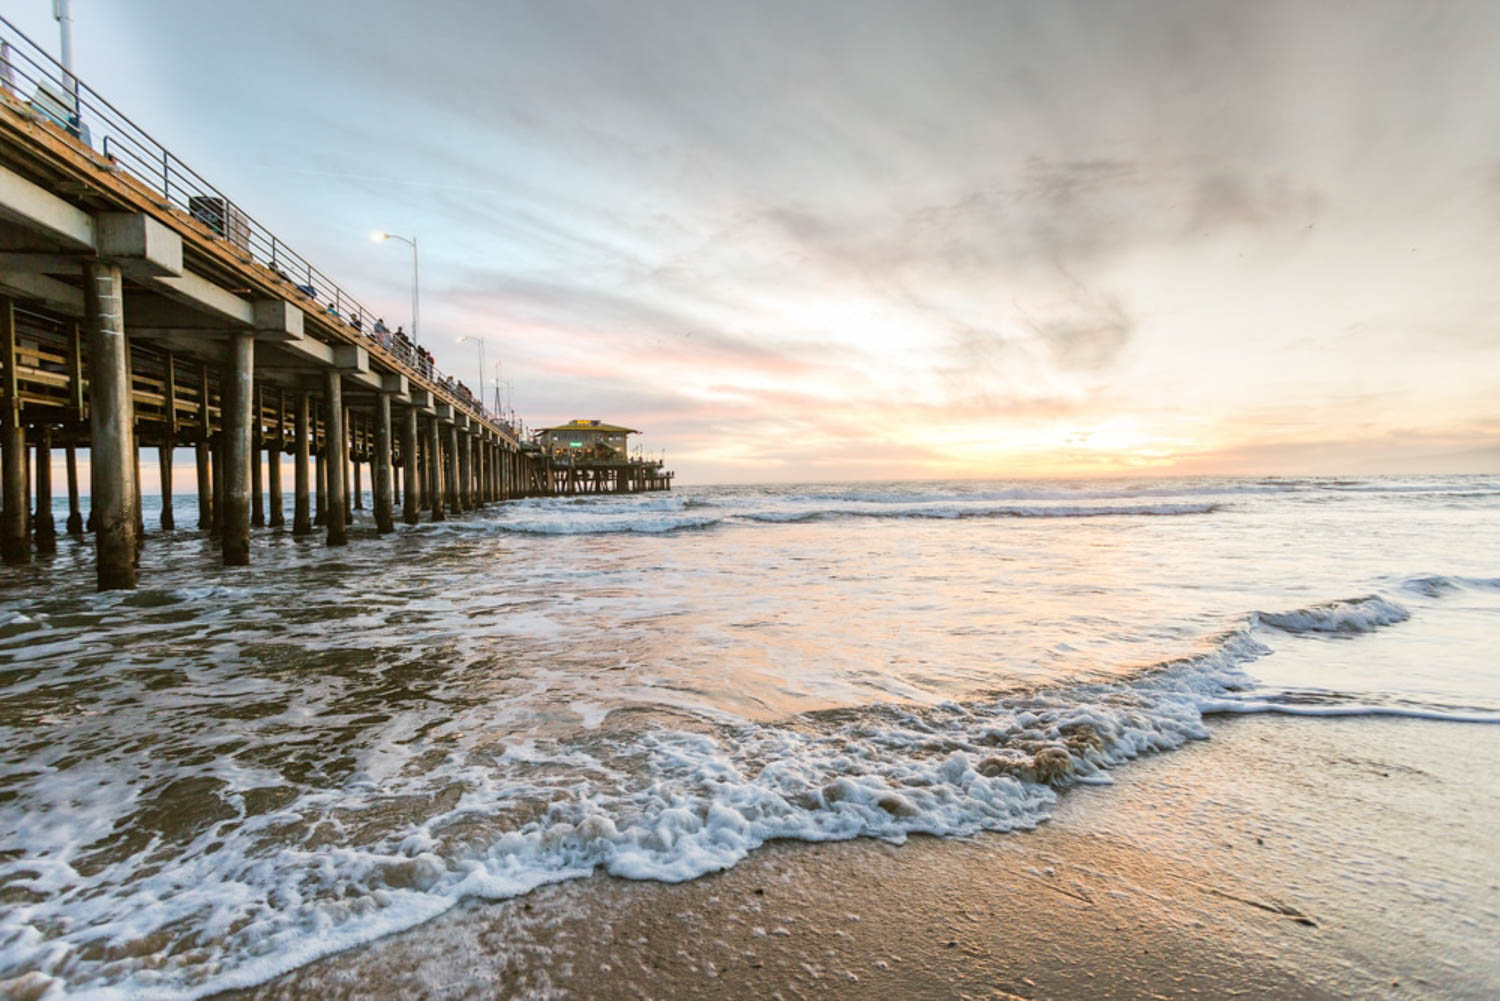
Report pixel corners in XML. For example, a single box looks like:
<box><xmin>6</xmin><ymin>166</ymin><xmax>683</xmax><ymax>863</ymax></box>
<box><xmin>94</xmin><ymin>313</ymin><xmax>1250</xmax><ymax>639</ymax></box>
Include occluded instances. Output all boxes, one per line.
<box><xmin>29</xmin><ymin>0</ymin><xmax>1498</xmax><ymax>480</ymax></box>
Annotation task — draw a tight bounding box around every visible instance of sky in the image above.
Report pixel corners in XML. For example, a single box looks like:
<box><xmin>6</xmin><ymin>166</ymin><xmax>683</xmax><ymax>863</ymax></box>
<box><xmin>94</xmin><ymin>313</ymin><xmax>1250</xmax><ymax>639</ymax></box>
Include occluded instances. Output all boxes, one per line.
<box><xmin>7</xmin><ymin>0</ymin><xmax>1500</xmax><ymax>483</ymax></box>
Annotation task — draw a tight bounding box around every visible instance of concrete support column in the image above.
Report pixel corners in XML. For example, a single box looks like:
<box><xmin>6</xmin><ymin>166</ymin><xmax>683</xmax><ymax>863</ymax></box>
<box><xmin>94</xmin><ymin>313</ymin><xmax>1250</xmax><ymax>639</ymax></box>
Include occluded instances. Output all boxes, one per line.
<box><xmin>268</xmin><ymin>391</ymin><xmax>285</xmax><ymax>528</ymax></box>
<box><xmin>32</xmin><ymin>429</ymin><xmax>55</xmax><ymax>553</ymax></box>
<box><xmin>196</xmin><ymin>362</ymin><xmax>213</xmax><ymax>531</ymax></box>
<box><xmin>353</xmin><ymin>447</ymin><xmax>363</xmax><ymax>510</ymax></box>
<box><xmin>343</xmin><ymin>406</ymin><xmax>354</xmax><ymax>520</ymax></box>
<box><xmin>428</xmin><ymin>416</ymin><xmax>445</xmax><ymax>522</ymax></box>
<box><xmin>195</xmin><ymin>439</ymin><xmax>211</xmax><ymax>530</ymax></box>
<box><xmin>211</xmin><ymin>433</ymin><xmax>225</xmax><ymax>537</ymax></box>
<box><xmin>0</xmin><ymin>295</ymin><xmax>25</xmax><ymax>565</ymax></box>
<box><xmin>132</xmin><ymin>436</ymin><xmax>144</xmax><ymax>545</ymax></box>
<box><xmin>293</xmin><ymin>391</ymin><xmax>312</xmax><ymax>536</ymax></box>
<box><xmin>445</xmin><ymin>424</ymin><xmax>460</xmax><ymax>514</ymax></box>
<box><xmin>83</xmin><ymin>261</ymin><xmax>136</xmax><ymax>589</ymax></box>
<box><xmin>314</xmin><ymin>421</ymin><xmax>327</xmax><ymax>527</ymax></box>
<box><xmin>402</xmin><ymin>407</ymin><xmax>419</xmax><ymax>526</ymax></box>
<box><xmin>456</xmin><ymin>431</ymin><xmax>470</xmax><ymax>512</ymax></box>
<box><xmin>157</xmin><ymin>444</ymin><xmax>174</xmax><ymax>530</ymax></box>
<box><xmin>222</xmin><ymin>331</ymin><xmax>254</xmax><ymax>566</ymax></box>
<box><xmin>419</xmin><ymin>433</ymin><xmax>431</xmax><ymax>511</ymax></box>
<box><xmin>65</xmin><ymin>445</ymin><xmax>83</xmax><ymax>535</ymax></box>
<box><xmin>374</xmin><ymin>393</ymin><xmax>394</xmax><ymax>534</ymax></box>
<box><xmin>3</xmin><ymin>429</ymin><xmax>27</xmax><ymax>564</ymax></box>
<box><xmin>476</xmin><ymin>440</ymin><xmax>487</xmax><ymax>505</ymax></box>
<box><xmin>251</xmin><ymin>389</ymin><xmax>264</xmax><ymax>529</ymax></box>
<box><xmin>324</xmin><ymin>371</ymin><xmax>347</xmax><ymax>546</ymax></box>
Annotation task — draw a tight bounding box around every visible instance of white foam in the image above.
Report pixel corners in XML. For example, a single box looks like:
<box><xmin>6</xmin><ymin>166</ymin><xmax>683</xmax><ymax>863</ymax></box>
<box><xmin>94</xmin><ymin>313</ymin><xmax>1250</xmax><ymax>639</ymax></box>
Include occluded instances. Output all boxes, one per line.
<box><xmin>1252</xmin><ymin>595</ymin><xmax>1410</xmax><ymax>634</ymax></box>
<box><xmin>484</xmin><ymin>498</ymin><xmax>1221</xmax><ymax>535</ymax></box>
<box><xmin>0</xmin><ymin>589</ymin><xmax>1452</xmax><ymax>999</ymax></box>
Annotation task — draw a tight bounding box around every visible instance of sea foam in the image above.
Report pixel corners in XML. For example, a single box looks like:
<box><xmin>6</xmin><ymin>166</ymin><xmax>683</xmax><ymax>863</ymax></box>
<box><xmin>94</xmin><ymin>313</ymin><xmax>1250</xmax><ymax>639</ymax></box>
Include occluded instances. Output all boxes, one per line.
<box><xmin>3</xmin><ymin>591</ymin><xmax>1463</xmax><ymax>1000</ymax></box>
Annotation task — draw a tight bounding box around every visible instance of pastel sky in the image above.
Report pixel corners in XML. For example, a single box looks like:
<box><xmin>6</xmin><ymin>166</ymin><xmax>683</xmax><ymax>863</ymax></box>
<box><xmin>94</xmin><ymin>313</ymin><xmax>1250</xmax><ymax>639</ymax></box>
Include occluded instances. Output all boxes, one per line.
<box><xmin>10</xmin><ymin>1</ymin><xmax>1500</xmax><ymax>483</ymax></box>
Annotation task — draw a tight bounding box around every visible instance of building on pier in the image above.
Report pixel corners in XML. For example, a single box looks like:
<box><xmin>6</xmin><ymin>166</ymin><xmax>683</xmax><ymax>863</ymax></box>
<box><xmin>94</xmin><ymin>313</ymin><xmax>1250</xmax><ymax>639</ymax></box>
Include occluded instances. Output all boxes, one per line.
<box><xmin>538</xmin><ymin>419</ymin><xmax>638</xmax><ymax>463</ymax></box>
<box><xmin>533</xmin><ymin>419</ymin><xmax>673</xmax><ymax>495</ymax></box>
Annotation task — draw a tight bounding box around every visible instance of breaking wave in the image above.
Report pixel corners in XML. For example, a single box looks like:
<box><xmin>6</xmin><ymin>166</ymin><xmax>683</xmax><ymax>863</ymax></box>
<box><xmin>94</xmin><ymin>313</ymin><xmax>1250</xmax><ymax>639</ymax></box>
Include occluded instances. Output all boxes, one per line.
<box><xmin>488</xmin><ymin>500</ymin><xmax>1221</xmax><ymax>535</ymax></box>
<box><xmin>1252</xmin><ymin>594</ymin><xmax>1412</xmax><ymax>634</ymax></box>
<box><xmin>8</xmin><ymin>589</ymin><xmax>1484</xmax><ymax>1000</ymax></box>
<box><xmin>1401</xmin><ymin>574</ymin><xmax>1500</xmax><ymax>598</ymax></box>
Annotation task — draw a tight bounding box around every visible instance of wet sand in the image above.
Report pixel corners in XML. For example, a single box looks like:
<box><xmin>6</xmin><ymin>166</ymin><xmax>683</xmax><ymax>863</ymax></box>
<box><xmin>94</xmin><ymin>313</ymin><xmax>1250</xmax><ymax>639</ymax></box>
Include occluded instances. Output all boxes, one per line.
<box><xmin>223</xmin><ymin>713</ymin><xmax>1500</xmax><ymax>1000</ymax></box>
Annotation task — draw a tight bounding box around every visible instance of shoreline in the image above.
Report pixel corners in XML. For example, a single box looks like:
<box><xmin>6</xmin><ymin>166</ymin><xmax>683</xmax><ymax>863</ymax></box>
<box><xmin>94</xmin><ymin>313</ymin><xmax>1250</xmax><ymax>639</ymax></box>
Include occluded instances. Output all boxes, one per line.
<box><xmin>220</xmin><ymin>711</ymin><xmax>1500</xmax><ymax>1000</ymax></box>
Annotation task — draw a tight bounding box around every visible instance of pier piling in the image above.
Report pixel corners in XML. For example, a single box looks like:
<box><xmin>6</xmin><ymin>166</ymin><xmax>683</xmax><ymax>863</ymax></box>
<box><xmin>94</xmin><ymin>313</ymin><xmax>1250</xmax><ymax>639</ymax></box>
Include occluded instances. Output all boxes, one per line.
<box><xmin>65</xmin><ymin>446</ymin><xmax>82</xmax><ymax>535</ymax></box>
<box><xmin>222</xmin><ymin>331</ymin><xmax>254</xmax><ymax>567</ymax></box>
<box><xmin>268</xmin><ymin>391</ymin><xmax>285</xmax><ymax>527</ymax></box>
<box><xmin>33</xmin><ymin>429</ymin><xmax>54</xmax><ymax>553</ymax></box>
<box><xmin>1</xmin><ymin>296</ymin><xmax>24</xmax><ymax>566</ymax></box>
<box><xmin>84</xmin><ymin>260</ymin><xmax>137</xmax><ymax>590</ymax></box>
<box><xmin>324</xmin><ymin>372</ymin><xmax>347</xmax><ymax>546</ymax></box>
<box><xmin>314</xmin><ymin>431</ymin><xmax>326</xmax><ymax>527</ymax></box>
<box><xmin>428</xmin><ymin>416</ymin><xmax>444</xmax><ymax>522</ymax></box>
<box><xmin>0</xmin><ymin>431</ymin><xmax>23</xmax><ymax>565</ymax></box>
<box><xmin>402</xmin><ymin>407</ymin><xmax>419</xmax><ymax>526</ymax></box>
<box><xmin>251</xmin><ymin>385</ymin><xmax>264</xmax><ymax>530</ymax></box>
<box><xmin>374</xmin><ymin>392</ymin><xmax>394</xmax><ymax>533</ymax></box>
<box><xmin>445</xmin><ymin>424</ymin><xmax>459</xmax><ymax>514</ymax></box>
<box><xmin>293</xmin><ymin>391</ymin><xmax>311</xmax><ymax>536</ymax></box>
<box><xmin>158</xmin><ymin>444</ymin><xmax>174</xmax><ymax>531</ymax></box>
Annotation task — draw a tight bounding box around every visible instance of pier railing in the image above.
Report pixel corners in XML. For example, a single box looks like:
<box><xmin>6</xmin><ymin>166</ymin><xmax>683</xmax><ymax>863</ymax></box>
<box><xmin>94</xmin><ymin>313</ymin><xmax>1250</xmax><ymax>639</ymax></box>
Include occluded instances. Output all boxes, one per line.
<box><xmin>0</xmin><ymin>15</ymin><xmax>503</xmax><ymax>433</ymax></box>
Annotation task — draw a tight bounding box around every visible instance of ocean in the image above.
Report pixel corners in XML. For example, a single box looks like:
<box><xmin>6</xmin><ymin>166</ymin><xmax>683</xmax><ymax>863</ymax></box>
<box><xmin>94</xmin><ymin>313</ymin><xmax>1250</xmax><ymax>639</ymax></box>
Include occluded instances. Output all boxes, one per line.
<box><xmin>2</xmin><ymin>475</ymin><xmax>1497</xmax><ymax>999</ymax></box>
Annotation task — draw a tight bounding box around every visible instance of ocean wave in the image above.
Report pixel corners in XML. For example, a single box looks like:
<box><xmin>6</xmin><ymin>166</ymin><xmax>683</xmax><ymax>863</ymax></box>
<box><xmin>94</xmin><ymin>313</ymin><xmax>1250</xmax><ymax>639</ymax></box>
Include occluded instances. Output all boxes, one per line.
<box><xmin>1200</xmin><ymin>688</ymin><xmax>1500</xmax><ymax>724</ymax></box>
<box><xmin>1400</xmin><ymin>574</ymin><xmax>1500</xmax><ymax>598</ymax></box>
<box><xmin>0</xmin><ymin>590</ymin><xmax>1429</xmax><ymax>999</ymax></box>
<box><xmin>487</xmin><ymin>501</ymin><xmax>1222</xmax><ymax>534</ymax></box>
<box><xmin>492</xmin><ymin>513</ymin><xmax>726</xmax><ymax>535</ymax></box>
<box><xmin>746</xmin><ymin>501</ymin><xmax>1222</xmax><ymax>522</ymax></box>
<box><xmin>760</xmin><ymin>482</ymin><xmax>1293</xmax><ymax>505</ymax></box>
<box><xmin>1252</xmin><ymin>595</ymin><xmax>1411</xmax><ymax>634</ymax></box>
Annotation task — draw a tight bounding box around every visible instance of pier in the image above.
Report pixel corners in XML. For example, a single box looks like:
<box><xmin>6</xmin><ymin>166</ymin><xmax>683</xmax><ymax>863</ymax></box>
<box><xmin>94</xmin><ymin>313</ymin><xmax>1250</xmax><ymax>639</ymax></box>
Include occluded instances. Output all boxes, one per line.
<box><xmin>0</xmin><ymin>17</ymin><xmax>669</xmax><ymax>589</ymax></box>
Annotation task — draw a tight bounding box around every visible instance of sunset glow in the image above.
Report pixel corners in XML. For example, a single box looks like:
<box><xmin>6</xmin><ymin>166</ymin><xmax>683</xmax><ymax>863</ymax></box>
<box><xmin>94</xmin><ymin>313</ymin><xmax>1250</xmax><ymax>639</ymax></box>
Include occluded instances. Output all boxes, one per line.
<box><xmin>9</xmin><ymin>1</ymin><xmax>1497</xmax><ymax>484</ymax></box>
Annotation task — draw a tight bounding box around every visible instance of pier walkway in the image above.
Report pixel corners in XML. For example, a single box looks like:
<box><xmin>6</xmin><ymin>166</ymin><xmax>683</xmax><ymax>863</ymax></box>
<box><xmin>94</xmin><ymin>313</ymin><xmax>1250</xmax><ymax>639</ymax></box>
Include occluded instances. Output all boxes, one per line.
<box><xmin>0</xmin><ymin>16</ymin><xmax>667</xmax><ymax>589</ymax></box>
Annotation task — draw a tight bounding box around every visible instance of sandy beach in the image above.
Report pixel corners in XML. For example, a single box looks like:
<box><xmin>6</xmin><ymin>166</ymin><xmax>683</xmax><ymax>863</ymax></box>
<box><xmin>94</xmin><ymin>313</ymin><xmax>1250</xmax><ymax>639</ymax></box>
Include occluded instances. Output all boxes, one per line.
<box><xmin>219</xmin><ymin>712</ymin><xmax>1500</xmax><ymax>1000</ymax></box>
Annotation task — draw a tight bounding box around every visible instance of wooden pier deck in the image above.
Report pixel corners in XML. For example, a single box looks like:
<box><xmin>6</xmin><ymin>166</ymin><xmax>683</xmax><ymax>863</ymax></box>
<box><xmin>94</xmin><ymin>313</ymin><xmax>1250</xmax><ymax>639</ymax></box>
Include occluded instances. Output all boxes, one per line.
<box><xmin>0</xmin><ymin>17</ymin><xmax>669</xmax><ymax>588</ymax></box>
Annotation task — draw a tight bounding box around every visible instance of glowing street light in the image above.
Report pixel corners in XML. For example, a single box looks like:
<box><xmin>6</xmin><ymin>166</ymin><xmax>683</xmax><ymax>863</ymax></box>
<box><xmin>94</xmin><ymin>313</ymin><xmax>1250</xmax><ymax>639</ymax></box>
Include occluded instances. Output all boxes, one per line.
<box><xmin>371</xmin><ymin>230</ymin><xmax>418</xmax><ymax>346</ymax></box>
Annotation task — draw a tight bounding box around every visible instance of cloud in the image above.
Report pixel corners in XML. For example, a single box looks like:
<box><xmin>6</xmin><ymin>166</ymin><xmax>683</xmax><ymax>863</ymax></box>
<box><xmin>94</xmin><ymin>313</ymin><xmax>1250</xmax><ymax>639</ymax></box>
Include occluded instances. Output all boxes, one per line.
<box><xmin>68</xmin><ymin>0</ymin><xmax>1500</xmax><ymax>482</ymax></box>
<box><xmin>1019</xmin><ymin>287</ymin><xmax>1135</xmax><ymax>371</ymax></box>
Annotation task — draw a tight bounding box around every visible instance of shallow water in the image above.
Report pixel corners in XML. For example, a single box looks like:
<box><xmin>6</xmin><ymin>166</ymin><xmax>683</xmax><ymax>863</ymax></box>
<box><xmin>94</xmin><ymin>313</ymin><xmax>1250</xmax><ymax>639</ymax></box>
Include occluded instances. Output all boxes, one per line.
<box><xmin>1</xmin><ymin>475</ymin><xmax>1497</xmax><ymax>999</ymax></box>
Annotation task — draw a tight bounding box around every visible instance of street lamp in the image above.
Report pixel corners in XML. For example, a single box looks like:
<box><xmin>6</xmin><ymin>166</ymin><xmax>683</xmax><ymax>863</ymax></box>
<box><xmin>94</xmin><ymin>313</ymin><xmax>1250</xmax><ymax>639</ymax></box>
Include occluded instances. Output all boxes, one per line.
<box><xmin>457</xmin><ymin>335</ymin><xmax>485</xmax><ymax>410</ymax></box>
<box><xmin>53</xmin><ymin>0</ymin><xmax>76</xmax><ymax>104</ymax></box>
<box><xmin>371</xmin><ymin>231</ymin><xmax>418</xmax><ymax>346</ymax></box>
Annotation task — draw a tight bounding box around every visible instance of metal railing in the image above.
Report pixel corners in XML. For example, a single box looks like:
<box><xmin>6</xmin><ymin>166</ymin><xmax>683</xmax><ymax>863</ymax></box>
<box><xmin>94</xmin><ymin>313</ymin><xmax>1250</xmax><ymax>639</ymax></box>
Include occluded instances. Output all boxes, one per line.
<box><xmin>0</xmin><ymin>16</ymin><xmax>506</xmax><ymax>435</ymax></box>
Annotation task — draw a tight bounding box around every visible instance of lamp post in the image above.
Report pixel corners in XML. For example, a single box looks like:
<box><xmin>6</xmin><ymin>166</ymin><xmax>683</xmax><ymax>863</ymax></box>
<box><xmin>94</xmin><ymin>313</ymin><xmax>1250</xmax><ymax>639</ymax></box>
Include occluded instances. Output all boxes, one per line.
<box><xmin>371</xmin><ymin>231</ymin><xmax>418</xmax><ymax>346</ymax></box>
<box><xmin>53</xmin><ymin>0</ymin><xmax>76</xmax><ymax>102</ymax></box>
<box><xmin>457</xmin><ymin>335</ymin><xmax>485</xmax><ymax>411</ymax></box>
